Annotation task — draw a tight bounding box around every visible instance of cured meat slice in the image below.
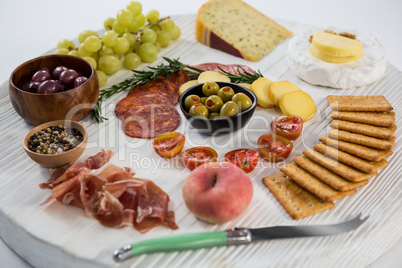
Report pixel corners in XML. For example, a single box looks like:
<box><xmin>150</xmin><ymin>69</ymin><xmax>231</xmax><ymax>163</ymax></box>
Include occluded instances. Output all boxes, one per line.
<box><xmin>41</xmin><ymin>152</ymin><xmax>178</xmax><ymax>232</ymax></box>
<box><xmin>167</xmin><ymin>70</ymin><xmax>191</xmax><ymax>88</ymax></box>
<box><xmin>127</xmin><ymin>77</ymin><xmax>179</xmax><ymax>105</ymax></box>
<box><xmin>191</xmin><ymin>62</ymin><xmax>255</xmax><ymax>75</ymax></box>
<box><xmin>122</xmin><ymin>104</ymin><xmax>181</xmax><ymax>138</ymax></box>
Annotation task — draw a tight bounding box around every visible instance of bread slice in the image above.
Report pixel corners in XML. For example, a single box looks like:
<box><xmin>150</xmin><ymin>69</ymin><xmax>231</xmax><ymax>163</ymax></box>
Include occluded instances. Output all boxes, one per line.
<box><xmin>195</xmin><ymin>0</ymin><xmax>292</xmax><ymax>61</ymax></box>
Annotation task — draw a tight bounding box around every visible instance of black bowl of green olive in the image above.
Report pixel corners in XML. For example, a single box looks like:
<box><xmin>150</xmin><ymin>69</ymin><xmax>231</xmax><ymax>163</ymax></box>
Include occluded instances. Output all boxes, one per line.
<box><xmin>179</xmin><ymin>82</ymin><xmax>257</xmax><ymax>135</ymax></box>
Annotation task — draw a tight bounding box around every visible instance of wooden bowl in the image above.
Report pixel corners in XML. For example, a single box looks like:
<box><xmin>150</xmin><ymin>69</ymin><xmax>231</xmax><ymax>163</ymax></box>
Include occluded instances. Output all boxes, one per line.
<box><xmin>179</xmin><ymin>82</ymin><xmax>257</xmax><ymax>135</ymax></box>
<box><xmin>9</xmin><ymin>54</ymin><xmax>99</xmax><ymax>126</ymax></box>
<box><xmin>23</xmin><ymin>120</ymin><xmax>88</xmax><ymax>168</ymax></box>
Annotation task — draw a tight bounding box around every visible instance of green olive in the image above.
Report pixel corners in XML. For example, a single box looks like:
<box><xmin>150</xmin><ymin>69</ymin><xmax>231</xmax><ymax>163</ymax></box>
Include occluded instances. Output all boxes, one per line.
<box><xmin>209</xmin><ymin>112</ymin><xmax>220</xmax><ymax>119</ymax></box>
<box><xmin>205</xmin><ymin>95</ymin><xmax>224</xmax><ymax>113</ymax></box>
<box><xmin>220</xmin><ymin>101</ymin><xmax>239</xmax><ymax>117</ymax></box>
<box><xmin>189</xmin><ymin>103</ymin><xmax>209</xmax><ymax>118</ymax></box>
<box><xmin>200</xmin><ymin>96</ymin><xmax>208</xmax><ymax>105</ymax></box>
<box><xmin>184</xmin><ymin>95</ymin><xmax>201</xmax><ymax>111</ymax></box>
<box><xmin>218</xmin><ymin>86</ymin><xmax>235</xmax><ymax>102</ymax></box>
<box><xmin>202</xmin><ymin>82</ymin><xmax>220</xmax><ymax>96</ymax></box>
<box><xmin>232</xmin><ymin>92</ymin><xmax>252</xmax><ymax>111</ymax></box>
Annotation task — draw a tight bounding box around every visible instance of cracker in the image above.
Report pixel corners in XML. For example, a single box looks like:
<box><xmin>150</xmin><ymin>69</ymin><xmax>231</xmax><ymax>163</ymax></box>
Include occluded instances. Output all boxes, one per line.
<box><xmin>330</xmin><ymin>111</ymin><xmax>395</xmax><ymax>127</ymax></box>
<box><xmin>328</xmin><ymin>129</ymin><xmax>395</xmax><ymax>150</ymax></box>
<box><xmin>262</xmin><ymin>172</ymin><xmax>334</xmax><ymax>220</ymax></box>
<box><xmin>330</xmin><ymin>119</ymin><xmax>397</xmax><ymax>140</ymax></box>
<box><xmin>303</xmin><ymin>149</ymin><xmax>377</xmax><ymax>182</ymax></box>
<box><xmin>293</xmin><ymin>156</ymin><xmax>368</xmax><ymax>191</ymax></box>
<box><xmin>313</xmin><ymin>143</ymin><xmax>388</xmax><ymax>173</ymax></box>
<box><xmin>280</xmin><ymin>163</ymin><xmax>356</xmax><ymax>201</ymax></box>
<box><xmin>319</xmin><ymin>135</ymin><xmax>393</xmax><ymax>162</ymax></box>
<box><xmin>327</xmin><ymin>95</ymin><xmax>393</xmax><ymax>112</ymax></box>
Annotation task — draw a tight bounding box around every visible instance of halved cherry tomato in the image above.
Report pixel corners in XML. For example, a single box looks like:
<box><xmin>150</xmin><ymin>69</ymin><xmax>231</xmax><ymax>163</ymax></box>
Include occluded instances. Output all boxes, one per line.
<box><xmin>182</xmin><ymin>146</ymin><xmax>218</xmax><ymax>170</ymax></box>
<box><xmin>152</xmin><ymin>132</ymin><xmax>185</xmax><ymax>158</ymax></box>
<box><xmin>271</xmin><ymin>115</ymin><xmax>303</xmax><ymax>140</ymax></box>
<box><xmin>257</xmin><ymin>133</ymin><xmax>293</xmax><ymax>162</ymax></box>
<box><xmin>224</xmin><ymin>149</ymin><xmax>259</xmax><ymax>173</ymax></box>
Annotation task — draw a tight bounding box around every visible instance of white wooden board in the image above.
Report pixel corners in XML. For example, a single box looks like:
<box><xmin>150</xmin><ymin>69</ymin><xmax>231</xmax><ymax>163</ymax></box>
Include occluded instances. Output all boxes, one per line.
<box><xmin>0</xmin><ymin>15</ymin><xmax>401</xmax><ymax>268</ymax></box>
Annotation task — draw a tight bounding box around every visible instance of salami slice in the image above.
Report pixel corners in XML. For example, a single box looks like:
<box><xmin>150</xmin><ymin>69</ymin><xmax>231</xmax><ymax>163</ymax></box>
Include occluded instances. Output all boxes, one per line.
<box><xmin>122</xmin><ymin>104</ymin><xmax>181</xmax><ymax>138</ymax></box>
<box><xmin>191</xmin><ymin>63</ymin><xmax>255</xmax><ymax>75</ymax></box>
<box><xmin>128</xmin><ymin>77</ymin><xmax>179</xmax><ymax>105</ymax></box>
<box><xmin>167</xmin><ymin>70</ymin><xmax>191</xmax><ymax>88</ymax></box>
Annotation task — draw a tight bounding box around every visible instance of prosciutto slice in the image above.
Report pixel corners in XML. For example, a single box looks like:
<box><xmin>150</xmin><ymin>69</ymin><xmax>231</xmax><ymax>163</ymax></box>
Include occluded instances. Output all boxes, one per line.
<box><xmin>40</xmin><ymin>150</ymin><xmax>178</xmax><ymax>233</ymax></box>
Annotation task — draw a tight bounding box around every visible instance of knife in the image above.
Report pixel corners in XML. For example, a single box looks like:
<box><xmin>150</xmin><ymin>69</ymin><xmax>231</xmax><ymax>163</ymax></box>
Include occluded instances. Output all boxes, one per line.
<box><xmin>113</xmin><ymin>213</ymin><xmax>368</xmax><ymax>262</ymax></box>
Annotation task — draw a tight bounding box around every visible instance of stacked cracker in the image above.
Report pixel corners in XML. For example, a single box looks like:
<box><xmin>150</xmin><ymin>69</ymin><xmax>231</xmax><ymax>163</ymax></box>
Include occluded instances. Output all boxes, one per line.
<box><xmin>263</xmin><ymin>96</ymin><xmax>396</xmax><ymax>220</ymax></box>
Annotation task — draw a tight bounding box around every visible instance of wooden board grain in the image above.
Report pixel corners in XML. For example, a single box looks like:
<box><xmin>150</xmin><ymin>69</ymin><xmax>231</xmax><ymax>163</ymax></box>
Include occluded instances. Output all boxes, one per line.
<box><xmin>0</xmin><ymin>15</ymin><xmax>401</xmax><ymax>268</ymax></box>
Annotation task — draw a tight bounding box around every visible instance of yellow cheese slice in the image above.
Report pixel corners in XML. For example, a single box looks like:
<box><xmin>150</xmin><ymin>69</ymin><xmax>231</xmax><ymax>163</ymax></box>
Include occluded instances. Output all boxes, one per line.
<box><xmin>279</xmin><ymin>91</ymin><xmax>317</xmax><ymax>122</ymax></box>
<box><xmin>312</xmin><ymin>31</ymin><xmax>363</xmax><ymax>57</ymax></box>
<box><xmin>195</xmin><ymin>0</ymin><xmax>292</xmax><ymax>62</ymax></box>
<box><xmin>309</xmin><ymin>44</ymin><xmax>361</xmax><ymax>63</ymax></box>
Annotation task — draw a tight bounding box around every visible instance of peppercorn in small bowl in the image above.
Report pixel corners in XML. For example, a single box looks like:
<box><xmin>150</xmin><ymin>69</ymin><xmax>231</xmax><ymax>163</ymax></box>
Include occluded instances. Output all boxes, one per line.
<box><xmin>23</xmin><ymin>120</ymin><xmax>88</xmax><ymax>168</ymax></box>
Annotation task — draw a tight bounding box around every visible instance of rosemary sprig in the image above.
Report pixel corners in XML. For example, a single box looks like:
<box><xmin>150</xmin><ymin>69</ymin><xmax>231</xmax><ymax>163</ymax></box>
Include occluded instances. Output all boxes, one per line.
<box><xmin>91</xmin><ymin>57</ymin><xmax>264</xmax><ymax>123</ymax></box>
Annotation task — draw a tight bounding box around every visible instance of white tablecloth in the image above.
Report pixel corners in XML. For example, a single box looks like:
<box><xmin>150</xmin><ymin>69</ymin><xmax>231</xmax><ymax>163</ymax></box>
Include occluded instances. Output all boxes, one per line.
<box><xmin>1</xmin><ymin>1</ymin><xmax>401</xmax><ymax>267</ymax></box>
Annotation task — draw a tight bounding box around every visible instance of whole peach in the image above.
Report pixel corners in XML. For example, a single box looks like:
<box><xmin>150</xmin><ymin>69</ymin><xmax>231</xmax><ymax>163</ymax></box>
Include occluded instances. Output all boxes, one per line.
<box><xmin>182</xmin><ymin>161</ymin><xmax>253</xmax><ymax>224</ymax></box>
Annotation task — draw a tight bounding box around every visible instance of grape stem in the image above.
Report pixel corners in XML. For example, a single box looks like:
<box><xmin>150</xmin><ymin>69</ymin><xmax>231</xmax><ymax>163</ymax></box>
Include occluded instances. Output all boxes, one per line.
<box><xmin>90</xmin><ymin>57</ymin><xmax>263</xmax><ymax>123</ymax></box>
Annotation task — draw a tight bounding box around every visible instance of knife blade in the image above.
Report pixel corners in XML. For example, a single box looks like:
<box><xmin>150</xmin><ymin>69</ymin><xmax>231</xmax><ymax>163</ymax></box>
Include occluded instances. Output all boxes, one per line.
<box><xmin>113</xmin><ymin>213</ymin><xmax>368</xmax><ymax>262</ymax></box>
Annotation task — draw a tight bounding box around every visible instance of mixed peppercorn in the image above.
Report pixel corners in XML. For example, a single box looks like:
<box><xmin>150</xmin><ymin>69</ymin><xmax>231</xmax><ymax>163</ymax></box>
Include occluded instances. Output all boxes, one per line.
<box><xmin>28</xmin><ymin>125</ymin><xmax>83</xmax><ymax>154</ymax></box>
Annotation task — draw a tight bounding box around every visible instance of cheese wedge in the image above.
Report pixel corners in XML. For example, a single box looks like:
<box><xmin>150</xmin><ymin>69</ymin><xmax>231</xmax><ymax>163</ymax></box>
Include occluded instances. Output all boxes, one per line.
<box><xmin>195</xmin><ymin>0</ymin><xmax>292</xmax><ymax>62</ymax></box>
<box><xmin>311</xmin><ymin>31</ymin><xmax>363</xmax><ymax>58</ymax></box>
<box><xmin>309</xmin><ymin>44</ymin><xmax>360</xmax><ymax>63</ymax></box>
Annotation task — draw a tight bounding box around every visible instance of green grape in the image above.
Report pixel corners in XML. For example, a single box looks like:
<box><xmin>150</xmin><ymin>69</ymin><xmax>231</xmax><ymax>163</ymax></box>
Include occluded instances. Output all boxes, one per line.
<box><xmin>123</xmin><ymin>52</ymin><xmax>141</xmax><ymax>70</ymax></box>
<box><xmin>90</xmin><ymin>52</ymin><xmax>99</xmax><ymax>61</ymax></box>
<box><xmin>54</xmin><ymin>48</ymin><xmax>69</xmax><ymax>55</ymax></box>
<box><xmin>68</xmin><ymin>50</ymin><xmax>79</xmax><ymax>56</ymax></box>
<box><xmin>57</xmin><ymin>39</ymin><xmax>75</xmax><ymax>50</ymax></box>
<box><xmin>77</xmin><ymin>44</ymin><xmax>92</xmax><ymax>57</ymax></box>
<box><xmin>160</xmin><ymin>19</ymin><xmax>175</xmax><ymax>31</ymax></box>
<box><xmin>98</xmin><ymin>55</ymin><xmax>121</xmax><ymax>75</ymax></box>
<box><xmin>126</xmin><ymin>1</ymin><xmax>142</xmax><ymax>16</ymax></box>
<box><xmin>99</xmin><ymin>46</ymin><xmax>114</xmax><ymax>57</ymax></box>
<box><xmin>83</xmin><ymin>36</ymin><xmax>102</xmax><ymax>53</ymax></box>
<box><xmin>150</xmin><ymin>25</ymin><xmax>160</xmax><ymax>32</ymax></box>
<box><xmin>154</xmin><ymin>42</ymin><xmax>161</xmax><ymax>52</ymax></box>
<box><xmin>78</xmin><ymin>30</ymin><xmax>99</xmax><ymax>44</ymax></box>
<box><xmin>116</xmin><ymin>9</ymin><xmax>134</xmax><ymax>27</ymax></box>
<box><xmin>112</xmin><ymin>21</ymin><xmax>127</xmax><ymax>35</ymax></box>
<box><xmin>137</xmin><ymin>43</ymin><xmax>158</xmax><ymax>63</ymax></box>
<box><xmin>112</xmin><ymin>37</ymin><xmax>130</xmax><ymax>54</ymax></box>
<box><xmin>156</xmin><ymin>30</ymin><xmax>171</xmax><ymax>48</ymax></box>
<box><xmin>140</xmin><ymin>28</ymin><xmax>157</xmax><ymax>44</ymax></box>
<box><xmin>135</xmin><ymin>14</ymin><xmax>146</xmax><ymax>28</ymax></box>
<box><xmin>146</xmin><ymin>10</ymin><xmax>159</xmax><ymax>24</ymax></box>
<box><xmin>102</xmin><ymin>30</ymin><xmax>118</xmax><ymax>47</ymax></box>
<box><xmin>127</xmin><ymin>19</ymin><xmax>141</xmax><ymax>32</ymax></box>
<box><xmin>123</xmin><ymin>32</ymin><xmax>137</xmax><ymax>48</ymax></box>
<box><xmin>104</xmin><ymin>17</ymin><xmax>115</xmax><ymax>30</ymax></box>
<box><xmin>96</xmin><ymin>70</ymin><xmax>108</xmax><ymax>87</ymax></box>
<box><xmin>83</xmin><ymin>56</ymin><xmax>97</xmax><ymax>69</ymax></box>
<box><xmin>168</xmin><ymin>25</ymin><xmax>181</xmax><ymax>40</ymax></box>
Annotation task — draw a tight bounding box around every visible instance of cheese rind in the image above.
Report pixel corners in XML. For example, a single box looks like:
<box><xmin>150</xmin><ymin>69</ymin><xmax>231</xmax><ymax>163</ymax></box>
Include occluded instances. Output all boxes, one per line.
<box><xmin>196</xmin><ymin>0</ymin><xmax>292</xmax><ymax>62</ymax></box>
<box><xmin>311</xmin><ymin>31</ymin><xmax>363</xmax><ymax>57</ymax></box>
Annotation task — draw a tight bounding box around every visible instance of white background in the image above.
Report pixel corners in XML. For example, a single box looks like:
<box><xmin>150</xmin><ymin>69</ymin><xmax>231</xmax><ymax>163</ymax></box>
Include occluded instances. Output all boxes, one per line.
<box><xmin>0</xmin><ymin>0</ymin><xmax>401</xmax><ymax>267</ymax></box>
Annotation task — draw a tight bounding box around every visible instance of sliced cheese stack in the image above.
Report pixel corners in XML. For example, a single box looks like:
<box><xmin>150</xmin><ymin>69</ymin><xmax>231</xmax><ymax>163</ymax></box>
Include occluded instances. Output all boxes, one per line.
<box><xmin>195</xmin><ymin>0</ymin><xmax>292</xmax><ymax>62</ymax></box>
<box><xmin>263</xmin><ymin>95</ymin><xmax>395</xmax><ymax>220</ymax></box>
<box><xmin>309</xmin><ymin>31</ymin><xmax>363</xmax><ymax>63</ymax></box>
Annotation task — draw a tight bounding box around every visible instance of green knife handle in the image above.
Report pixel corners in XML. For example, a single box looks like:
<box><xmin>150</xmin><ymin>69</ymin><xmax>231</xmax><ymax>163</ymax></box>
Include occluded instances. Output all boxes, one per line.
<box><xmin>114</xmin><ymin>231</ymin><xmax>227</xmax><ymax>261</ymax></box>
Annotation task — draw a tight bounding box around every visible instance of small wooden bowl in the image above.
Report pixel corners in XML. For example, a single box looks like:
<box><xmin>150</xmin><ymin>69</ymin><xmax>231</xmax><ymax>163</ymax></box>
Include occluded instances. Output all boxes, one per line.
<box><xmin>9</xmin><ymin>54</ymin><xmax>99</xmax><ymax>126</ymax></box>
<box><xmin>23</xmin><ymin>120</ymin><xmax>88</xmax><ymax>168</ymax></box>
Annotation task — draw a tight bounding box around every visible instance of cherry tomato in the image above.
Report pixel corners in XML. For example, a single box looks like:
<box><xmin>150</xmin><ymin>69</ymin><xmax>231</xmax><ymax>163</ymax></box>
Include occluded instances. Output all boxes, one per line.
<box><xmin>257</xmin><ymin>133</ymin><xmax>293</xmax><ymax>162</ymax></box>
<box><xmin>182</xmin><ymin>146</ymin><xmax>218</xmax><ymax>170</ymax></box>
<box><xmin>152</xmin><ymin>132</ymin><xmax>185</xmax><ymax>158</ymax></box>
<box><xmin>224</xmin><ymin>149</ymin><xmax>259</xmax><ymax>173</ymax></box>
<box><xmin>271</xmin><ymin>115</ymin><xmax>303</xmax><ymax>140</ymax></box>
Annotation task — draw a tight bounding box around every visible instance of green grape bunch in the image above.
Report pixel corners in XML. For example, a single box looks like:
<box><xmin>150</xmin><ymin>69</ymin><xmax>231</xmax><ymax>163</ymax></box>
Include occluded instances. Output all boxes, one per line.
<box><xmin>54</xmin><ymin>1</ymin><xmax>181</xmax><ymax>87</ymax></box>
